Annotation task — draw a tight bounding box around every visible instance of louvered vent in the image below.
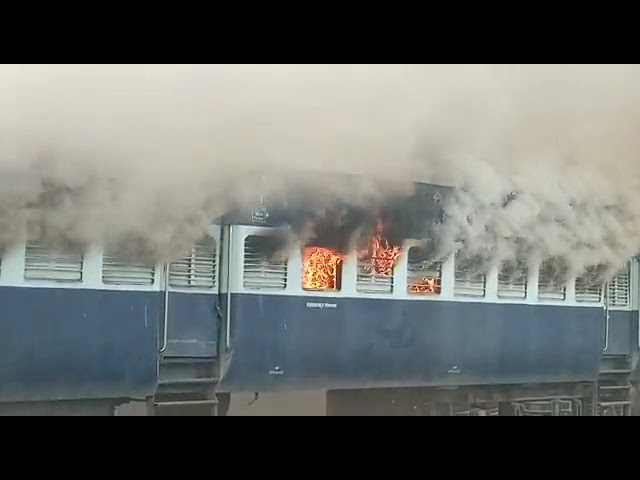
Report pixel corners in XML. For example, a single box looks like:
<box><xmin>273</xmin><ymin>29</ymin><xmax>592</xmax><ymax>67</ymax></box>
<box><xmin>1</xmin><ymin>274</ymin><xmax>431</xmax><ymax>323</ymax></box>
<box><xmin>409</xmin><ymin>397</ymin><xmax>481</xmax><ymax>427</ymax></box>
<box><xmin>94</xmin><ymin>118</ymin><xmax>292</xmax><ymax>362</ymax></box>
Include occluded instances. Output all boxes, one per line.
<box><xmin>497</xmin><ymin>260</ymin><xmax>528</xmax><ymax>299</ymax></box>
<box><xmin>243</xmin><ymin>235</ymin><xmax>287</xmax><ymax>290</ymax></box>
<box><xmin>538</xmin><ymin>258</ymin><xmax>567</xmax><ymax>301</ymax></box>
<box><xmin>608</xmin><ymin>263</ymin><xmax>630</xmax><ymax>307</ymax></box>
<box><xmin>356</xmin><ymin>258</ymin><xmax>394</xmax><ymax>294</ymax></box>
<box><xmin>575</xmin><ymin>266</ymin><xmax>603</xmax><ymax>303</ymax></box>
<box><xmin>454</xmin><ymin>252</ymin><xmax>486</xmax><ymax>297</ymax></box>
<box><xmin>407</xmin><ymin>247</ymin><xmax>442</xmax><ymax>295</ymax></box>
<box><xmin>102</xmin><ymin>250</ymin><xmax>155</xmax><ymax>286</ymax></box>
<box><xmin>169</xmin><ymin>237</ymin><xmax>217</xmax><ymax>289</ymax></box>
<box><xmin>24</xmin><ymin>242</ymin><xmax>83</xmax><ymax>282</ymax></box>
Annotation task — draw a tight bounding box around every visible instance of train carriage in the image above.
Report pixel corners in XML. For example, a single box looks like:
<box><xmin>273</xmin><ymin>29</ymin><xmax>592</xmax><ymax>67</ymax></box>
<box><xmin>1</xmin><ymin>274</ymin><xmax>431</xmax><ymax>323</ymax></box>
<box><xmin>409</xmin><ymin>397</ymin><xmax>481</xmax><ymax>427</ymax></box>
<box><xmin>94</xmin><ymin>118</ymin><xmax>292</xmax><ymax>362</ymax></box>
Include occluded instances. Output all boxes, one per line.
<box><xmin>0</xmin><ymin>177</ymin><xmax>638</xmax><ymax>415</ymax></box>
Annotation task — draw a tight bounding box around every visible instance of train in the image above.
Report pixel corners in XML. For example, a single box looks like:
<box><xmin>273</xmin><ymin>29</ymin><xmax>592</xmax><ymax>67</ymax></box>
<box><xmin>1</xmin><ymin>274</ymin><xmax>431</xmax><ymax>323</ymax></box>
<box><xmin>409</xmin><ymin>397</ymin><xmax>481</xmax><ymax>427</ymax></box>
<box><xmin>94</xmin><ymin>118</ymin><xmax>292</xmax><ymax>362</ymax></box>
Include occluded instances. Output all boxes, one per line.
<box><xmin>0</xmin><ymin>177</ymin><xmax>638</xmax><ymax>415</ymax></box>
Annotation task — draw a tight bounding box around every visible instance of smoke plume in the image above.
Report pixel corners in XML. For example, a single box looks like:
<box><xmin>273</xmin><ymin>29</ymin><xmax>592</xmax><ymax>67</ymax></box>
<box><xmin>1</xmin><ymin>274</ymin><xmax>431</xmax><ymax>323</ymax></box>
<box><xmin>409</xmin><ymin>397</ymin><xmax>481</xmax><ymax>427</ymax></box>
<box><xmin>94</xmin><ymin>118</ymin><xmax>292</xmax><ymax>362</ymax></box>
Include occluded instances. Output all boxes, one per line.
<box><xmin>2</xmin><ymin>64</ymin><xmax>640</xmax><ymax>279</ymax></box>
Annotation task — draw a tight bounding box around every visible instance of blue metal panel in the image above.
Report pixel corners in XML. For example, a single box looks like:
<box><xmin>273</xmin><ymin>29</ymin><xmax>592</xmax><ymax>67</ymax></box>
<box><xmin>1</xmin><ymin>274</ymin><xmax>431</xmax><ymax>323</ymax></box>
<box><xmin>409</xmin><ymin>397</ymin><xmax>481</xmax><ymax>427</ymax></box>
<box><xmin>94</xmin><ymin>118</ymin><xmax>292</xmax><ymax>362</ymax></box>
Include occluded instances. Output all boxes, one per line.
<box><xmin>164</xmin><ymin>292</ymin><xmax>219</xmax><ymax>357</ymax></box>
<box><xmin>605</xmin><ymin>310</ymin><xmax>638</xmax><ymax>356</ymax></box>
<box><xmin>0</xmin><ymin>287</ymin><xmax>160</xmax><ymax>403</ymax></box>
<box><xmin>218</xmin><ymin>294</ymin><xmax>604</xmax><ymax>392</ymax></box>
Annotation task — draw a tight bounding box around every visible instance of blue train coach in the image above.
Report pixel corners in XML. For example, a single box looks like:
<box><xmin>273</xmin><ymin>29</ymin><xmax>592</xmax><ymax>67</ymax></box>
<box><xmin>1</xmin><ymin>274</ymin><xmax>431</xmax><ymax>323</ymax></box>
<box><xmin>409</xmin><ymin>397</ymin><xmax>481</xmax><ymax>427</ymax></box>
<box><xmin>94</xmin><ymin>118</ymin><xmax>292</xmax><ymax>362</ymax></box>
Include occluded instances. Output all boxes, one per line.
<box><xmin>0</xmin><ymin>178</ymin><xmax>638</xmax><ymax>415</ymax></box>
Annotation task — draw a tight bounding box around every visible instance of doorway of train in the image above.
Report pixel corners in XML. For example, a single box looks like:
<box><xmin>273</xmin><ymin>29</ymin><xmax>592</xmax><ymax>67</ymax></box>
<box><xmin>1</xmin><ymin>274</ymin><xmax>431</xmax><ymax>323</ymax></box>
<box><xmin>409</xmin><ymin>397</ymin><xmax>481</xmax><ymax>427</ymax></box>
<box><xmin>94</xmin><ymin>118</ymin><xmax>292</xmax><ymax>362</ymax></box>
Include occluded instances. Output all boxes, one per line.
<box><xmin>596</xmin><ymin>276</ymin><xmax>635</xmax><ymax>416</ymax></box>
<box><xmin>150</xmin><ymin>224</ymin><xmax>226</xmax><ymax>416</ymax></box>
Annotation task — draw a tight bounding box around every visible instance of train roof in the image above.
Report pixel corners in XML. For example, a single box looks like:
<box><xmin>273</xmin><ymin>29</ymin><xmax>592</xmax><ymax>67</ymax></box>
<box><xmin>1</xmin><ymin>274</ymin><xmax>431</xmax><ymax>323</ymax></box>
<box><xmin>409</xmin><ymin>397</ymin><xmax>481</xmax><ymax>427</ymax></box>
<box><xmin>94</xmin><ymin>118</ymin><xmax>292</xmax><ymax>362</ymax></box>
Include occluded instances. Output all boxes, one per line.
<box><xmin>219</xmin><ymin>174</ymin><xmax>453</xmax><ymax>233</ymax></box>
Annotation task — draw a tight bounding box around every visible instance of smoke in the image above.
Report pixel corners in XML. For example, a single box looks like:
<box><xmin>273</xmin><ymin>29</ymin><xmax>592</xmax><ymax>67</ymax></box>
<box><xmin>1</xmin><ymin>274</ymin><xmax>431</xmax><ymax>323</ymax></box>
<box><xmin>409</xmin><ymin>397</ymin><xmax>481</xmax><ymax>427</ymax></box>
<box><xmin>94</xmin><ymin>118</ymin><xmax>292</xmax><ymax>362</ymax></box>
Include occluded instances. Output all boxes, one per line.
<box><xmin>2</xmin><ymin>64</ymin><xmax>640</xmax><ymax>276</ymax></box>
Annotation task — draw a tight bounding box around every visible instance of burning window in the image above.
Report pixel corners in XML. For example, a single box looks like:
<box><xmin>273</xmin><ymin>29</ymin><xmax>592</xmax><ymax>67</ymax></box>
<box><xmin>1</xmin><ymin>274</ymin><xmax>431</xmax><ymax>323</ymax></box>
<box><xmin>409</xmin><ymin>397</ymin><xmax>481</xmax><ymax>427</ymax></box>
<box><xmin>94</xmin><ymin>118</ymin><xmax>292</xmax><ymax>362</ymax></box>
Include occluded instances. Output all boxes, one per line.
<box><xmin>538</xmin><ymin>257</ymin><xmax>567</xmax><ymax>301</ymax></box>
<box><xmin>356</xmin><ymin>220</ymin><xmax>401</xmax><ymax>294</ymax></box>
<box><xmin>575</xmin><ymin>265</ymin><xmax>604</xmax><ymax>303</ymax></box>
<box><xmin>497</xmin><ymin>259</ymin><xmax>528</xmax><ymax>299</ymax></box>
<box><xmin>243</xmin><ymin>235</ymin><xmax>288</xmax><ymax>290</ymax></box>
<box><xmin>454</xmin><ymin>251</ymin><xmax>486</xmax><ymax>297</ymax></box>
<box><xmin>407</xmin><ymin>246</ymin><xmax>442</xmax><ymax>295</ymax></box>
<box><xmin>302</xmin><ymin>247</ymin><xmax>343</xmax><ymax>291</ymax></box>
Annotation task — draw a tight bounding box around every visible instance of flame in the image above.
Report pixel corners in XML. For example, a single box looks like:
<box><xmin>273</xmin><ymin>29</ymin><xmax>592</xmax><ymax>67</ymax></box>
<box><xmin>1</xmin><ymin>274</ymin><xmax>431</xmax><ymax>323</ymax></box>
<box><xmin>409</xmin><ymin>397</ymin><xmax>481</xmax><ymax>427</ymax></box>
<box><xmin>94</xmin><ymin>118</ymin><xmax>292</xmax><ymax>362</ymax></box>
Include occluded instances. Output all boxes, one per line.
<box><xmin>302</xmin><ymin>247</ymin><xmax>344</xmax><ymax>290</ymax></box>
<box><xmin>359</xmin><ymin>219</ymin><xmax>401</xmax><ymax>276</ymax></box>
<box><xmin>408</xmin><ymin>277</ymin><xmax>441</xmax><ymax>294</ymax></box>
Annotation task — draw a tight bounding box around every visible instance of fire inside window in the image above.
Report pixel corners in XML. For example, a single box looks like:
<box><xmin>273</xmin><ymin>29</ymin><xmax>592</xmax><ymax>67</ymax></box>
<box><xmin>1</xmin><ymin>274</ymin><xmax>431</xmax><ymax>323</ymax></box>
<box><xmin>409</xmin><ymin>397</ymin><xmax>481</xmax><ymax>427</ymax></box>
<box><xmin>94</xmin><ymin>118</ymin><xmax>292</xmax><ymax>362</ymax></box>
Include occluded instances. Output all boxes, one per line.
<box><xmin>407</xmin><ymin>246</ymin><xmax>442</xmax><ymax>295</ymax></box>
<box><xmin>359</xmin><ymin>220</ymin><xmax>401</xmax><ymax>276</ymax></box>
<box><xmin>356</xmin><ymin>219</ymin><xmax>401</xmax><ymax>293</ymax></box>
<box><xmin>302</xmin><ymin>246</ymin><xmax>343</xmax><ymax>291</ymax></box>
<box><xmin>300</xmin><ymin>219</ymin><xmax>402</xmax><ymax>292</ymax></box>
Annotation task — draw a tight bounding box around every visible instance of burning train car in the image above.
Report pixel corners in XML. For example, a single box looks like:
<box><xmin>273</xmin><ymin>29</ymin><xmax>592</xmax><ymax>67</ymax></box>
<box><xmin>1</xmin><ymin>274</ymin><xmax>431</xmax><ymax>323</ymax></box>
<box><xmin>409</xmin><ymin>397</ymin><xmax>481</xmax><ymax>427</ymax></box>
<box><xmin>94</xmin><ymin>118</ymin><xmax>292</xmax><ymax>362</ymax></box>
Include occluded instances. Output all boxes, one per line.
<box><xmin>0</xmin><ymin>174</ymin><xmax>637</xmax><ymax>415</ymax></box>
<box><xmin>208</xmin><ymin>175</ymin><xmax>639</xmax><ymax>416</ymax></box>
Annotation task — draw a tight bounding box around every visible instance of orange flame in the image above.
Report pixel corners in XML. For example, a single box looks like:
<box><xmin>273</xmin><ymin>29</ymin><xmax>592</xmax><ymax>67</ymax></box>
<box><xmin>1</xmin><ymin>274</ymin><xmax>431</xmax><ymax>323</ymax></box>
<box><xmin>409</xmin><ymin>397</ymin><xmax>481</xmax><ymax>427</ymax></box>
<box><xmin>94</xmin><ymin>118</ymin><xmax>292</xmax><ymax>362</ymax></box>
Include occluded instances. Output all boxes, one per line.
<box><xmin>408</xmin><ymin>277</ymin><xmax>441</xmax><ymax>294</ymax></box>
<box><xmin>302</xmin><ymin>247</ymin><xmax>344</xmax><ymax>290</ymax></box>
<box><xmin>359</xmin><ymin>220</ymin><xmax>401</xmax><ymax>276</ymax></box>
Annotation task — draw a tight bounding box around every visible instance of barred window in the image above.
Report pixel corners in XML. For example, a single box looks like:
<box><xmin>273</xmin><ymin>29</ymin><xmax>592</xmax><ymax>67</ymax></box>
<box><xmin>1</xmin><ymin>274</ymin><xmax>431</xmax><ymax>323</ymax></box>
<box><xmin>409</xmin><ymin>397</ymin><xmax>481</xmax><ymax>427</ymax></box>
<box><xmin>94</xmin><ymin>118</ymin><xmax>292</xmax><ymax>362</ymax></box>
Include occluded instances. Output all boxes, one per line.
<box><xmin>497</xmin><ymin>259</ymin><xmax>528</xmax><ymax>299</ymax></box>
<box><xmin>243</xmin><ymin>235</ymin><xmax>287</xmax><ymax>290</ymax></box>
<box><xmin>538</xmin><ymin>257</ymin><xmax>567</xmax><ymax>301</ymax></box>
<box><xmin>356</xmin><ymin>253</ymin><xmax>395</xmax><ymax>294</ymax></box>
<box><xmin>575</xmin><ymin>266</ymin><xmax>604</xmax><ymax>303</ymax></box>
<box><xmin>454</xmin><ymin>251</ymin><xmax>486</xmax><ymax>297</ymax></box>
<box><xmin>407</xmin><ymin>246</ymin><xmax>442</xmax><ymax>295</ymax></box>
<box><xmin>102</xmin><ymin>249</ymin><xmax>156</xmax><ymax>286</ymax></box>
<box><xmin>169</xmin><ymin>236</ymin><xmax>218</xmax><ymax>289</ymax></box>
<box><xmin>608</xmin><ymin>263</ymin><xmax>630</xmax><ymax>308</ymax></box>
<box><xmin>24</xmin><ymin>242</ymin><xmax>83</xmax><ymax>282</ymax></box>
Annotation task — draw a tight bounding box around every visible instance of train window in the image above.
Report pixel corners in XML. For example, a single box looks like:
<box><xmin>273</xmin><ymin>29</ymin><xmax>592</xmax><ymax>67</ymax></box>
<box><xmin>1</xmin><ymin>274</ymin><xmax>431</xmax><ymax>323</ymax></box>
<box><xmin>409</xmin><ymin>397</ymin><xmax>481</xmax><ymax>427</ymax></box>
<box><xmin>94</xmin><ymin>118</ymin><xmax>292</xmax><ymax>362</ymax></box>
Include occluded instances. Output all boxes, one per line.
<box><xmin>454</xmin><ymin>251</ymin><xmax>486</xmax><ymax>297</ymax></box>
<box><xmin>24</xmin><ymin>241</ymin><xmax>84</xmax><ymax>282</ymax></box>
<box><xmin>575</xmin><ymin>266</ymin><xmax>604</xmax><ymax>303</ymax></box>
<box><xmin>103</xmin><ymin>249</ymin><xmax>156</xmax><ymax>286</ymax></box>
<box><xmin>407</xmin><ymin>246</ymin><xmax>442</xmax><ymax>295</ymax></box>
<box><xmin>537</xmin><ymin>257</ymin><xmax>567</xmax><ymax>301</ymax></box>
<box><xmin>356</xmin><ymin>255</ymin><xmax>395</xmax><ymax>294</ymax></box>
<box><xmin>243</xmin><ymin>235</ymin><xmax>288</xmax><ymax>290</ymax></box>
<box><xmin>302</xmin><ymin>246</ymin><xmax>342</xmax><ymax>291</ymax></box>
<box><xmin>169</xmin><ymin>236</ymin><xmax>217</xmax><ymax>289</ymax></box>
<box><xmin>497</xmin><ymin>259</ymin><xmax>528</xmax><ymax>299</ymax></box>
<box><xmin>608</xmin><ymin>262</ymin><xmax>630</xmax><ymax>308</ymax></box>
<box><xmin>355</xmin><ymin>225</ymin><xmax>401</xmax><ymax>294</ymax></box>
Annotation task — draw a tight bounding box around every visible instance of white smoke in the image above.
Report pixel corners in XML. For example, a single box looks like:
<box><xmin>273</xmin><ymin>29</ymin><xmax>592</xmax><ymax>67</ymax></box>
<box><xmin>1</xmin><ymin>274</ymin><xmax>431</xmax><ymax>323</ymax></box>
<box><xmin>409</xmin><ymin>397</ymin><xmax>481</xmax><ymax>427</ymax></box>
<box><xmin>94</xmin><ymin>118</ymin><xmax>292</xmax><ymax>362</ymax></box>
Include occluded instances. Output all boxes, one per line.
<box><xmin>1</xmin><ymin>64</ymin><xmax>640</xmax><ymax>275</ymax></box>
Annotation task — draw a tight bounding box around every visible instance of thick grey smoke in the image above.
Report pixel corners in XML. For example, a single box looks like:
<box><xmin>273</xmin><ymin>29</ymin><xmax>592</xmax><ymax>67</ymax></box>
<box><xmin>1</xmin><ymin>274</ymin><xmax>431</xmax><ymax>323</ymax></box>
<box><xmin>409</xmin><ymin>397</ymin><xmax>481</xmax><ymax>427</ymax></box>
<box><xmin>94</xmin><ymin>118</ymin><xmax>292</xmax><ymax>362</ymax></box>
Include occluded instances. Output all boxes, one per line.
<box><xmin>1</xmin><ymin>64</ymin><xmax>640</xmax><ymax>277</ymax></box>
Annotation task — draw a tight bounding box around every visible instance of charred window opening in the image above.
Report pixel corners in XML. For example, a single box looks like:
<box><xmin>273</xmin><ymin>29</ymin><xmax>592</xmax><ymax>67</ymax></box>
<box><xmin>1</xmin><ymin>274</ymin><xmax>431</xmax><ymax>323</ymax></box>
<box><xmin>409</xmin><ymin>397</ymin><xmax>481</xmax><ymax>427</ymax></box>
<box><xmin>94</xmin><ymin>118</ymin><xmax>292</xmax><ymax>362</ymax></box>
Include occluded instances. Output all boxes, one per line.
<box><xmin>608</xmin><ymin>262</ymin><xmax>630</xmax><ymax>308</ymax></box>
<box><xmin>168</xmin><ymin>236</ymin><xmax>217</xmax><ymax>289</ymax></box>
<box><xmin>407</xmin><ymin>246</ymin><xmax>442</xmax><ymax>295</ymax></box>
<box><xmin>538</xmin><ymin>257</ymin><xmax>568</xmax><ymax>301</ymax></box>
<box><xmin>498</xmin><ymin>259</ymin><xmax>528</xmax><ymax>299</ymax></box>
<box><xmin>454</xmin><ymin>251</ymin><xmax>486</xmax><ymax>297</ymax></box>
<box><xmin>302</xmin><ymin>246</ymin><xmax>343</xmax><ymax>291</ymax></box>
<box><xmin>356</xmin><ymin>219</ymin><xmax>401</xmax><ymax>294</ymax></box>
<box><xmin>575</xmin><ymin>265</ymin><xmax>605</xmax><ymax>303</ymax></box>
<box><xmin>243</xmin><ymin>235</ymin><xmax>288</xmax><ymax>291</ymax></box>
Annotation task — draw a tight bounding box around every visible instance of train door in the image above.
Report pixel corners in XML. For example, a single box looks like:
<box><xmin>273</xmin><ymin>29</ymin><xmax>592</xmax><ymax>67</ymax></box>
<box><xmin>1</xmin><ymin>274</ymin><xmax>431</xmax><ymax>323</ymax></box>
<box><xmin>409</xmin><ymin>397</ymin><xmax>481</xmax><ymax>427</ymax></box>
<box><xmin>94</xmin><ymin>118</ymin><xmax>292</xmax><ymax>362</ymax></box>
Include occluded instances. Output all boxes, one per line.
<box><xmin>602</xmin><ymin>263</ymin><xmax>633</xmax><ymax>355</ymax></box>
<box><xmin>160</xmin><ymin>225</ymin><xmax>222</xmax><ymax>358</ymax></box>
<box><xmin>603</xmin><ymin>282</ymin><xmax>610</xmax><ymax>352</ymax></box>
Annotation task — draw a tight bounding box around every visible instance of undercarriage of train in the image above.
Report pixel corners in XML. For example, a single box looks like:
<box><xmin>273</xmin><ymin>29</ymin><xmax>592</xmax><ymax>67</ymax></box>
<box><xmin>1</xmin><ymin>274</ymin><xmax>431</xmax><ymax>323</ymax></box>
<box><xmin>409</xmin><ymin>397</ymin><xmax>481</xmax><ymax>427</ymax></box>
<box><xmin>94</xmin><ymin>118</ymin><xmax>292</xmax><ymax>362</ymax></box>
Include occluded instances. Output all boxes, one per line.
<box><xmin>325</xmin><ymin>355</ymin><xmax>635</xmax><ymax>416</ymax></box>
